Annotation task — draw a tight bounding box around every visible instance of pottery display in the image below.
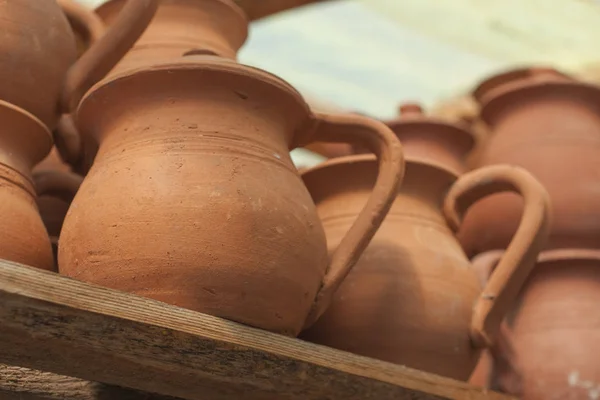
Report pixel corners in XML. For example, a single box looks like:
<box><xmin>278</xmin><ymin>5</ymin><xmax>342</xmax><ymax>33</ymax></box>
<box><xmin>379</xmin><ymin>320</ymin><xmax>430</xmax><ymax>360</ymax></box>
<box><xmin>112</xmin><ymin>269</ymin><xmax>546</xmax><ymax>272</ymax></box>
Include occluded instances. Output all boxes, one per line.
<box><xmin>96</xmin><ymin>0</ymin><xmax>249</xmax><ymax>74</ymax></box>
<box><xmin>300</xmin><ymin>156</ymin><xmax>550</xmax><ymax>380</ymax></box>
<box><xmin>370</xmin><ymin>103</ymin><xmax>476</xmax><ymax>175</ymax></box>
<box><xmin>475</xmin><ymin>249</ymin><xmax>600</xmax><ymax>399</ymax></box>
<box><xmin>0</xmin><ymin>101</ymin><xmax>55</xmax><ymax>271</ymax></box>
<box><xmin>58</xmin><ymin>58</ymin><xmax>404</xmax><ymax>336</ymax></box>
<box><xmin>458</xmin><ymin>67</ymin><xmax>600</xmax><ymax>256</ymax></box>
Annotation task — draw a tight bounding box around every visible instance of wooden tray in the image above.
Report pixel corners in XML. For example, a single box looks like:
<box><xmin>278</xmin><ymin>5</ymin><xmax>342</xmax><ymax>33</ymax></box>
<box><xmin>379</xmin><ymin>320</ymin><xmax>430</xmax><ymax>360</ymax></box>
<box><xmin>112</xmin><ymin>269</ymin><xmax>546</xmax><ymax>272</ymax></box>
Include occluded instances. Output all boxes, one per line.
<box><xmin>0</xmin><ymin>260</ymin><xmax>513</xmax><ymax>400</ymax></box>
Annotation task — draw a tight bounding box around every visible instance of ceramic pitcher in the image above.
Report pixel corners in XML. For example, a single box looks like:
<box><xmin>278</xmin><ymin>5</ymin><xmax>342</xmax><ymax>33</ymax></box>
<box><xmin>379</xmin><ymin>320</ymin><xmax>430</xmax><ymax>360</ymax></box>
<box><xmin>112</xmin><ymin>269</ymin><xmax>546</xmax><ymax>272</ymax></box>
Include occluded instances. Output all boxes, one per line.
<box><xmin>58</xmin><ymin>58</ymin><xmax>404</xmax><ymax>336</ymax></box>
<box><xmin>473</xmin><ymin>249</ymin><xmax>600</xmax><ymax>399</ymax></box>
<box><xmin>459</xmin><ymin>67</ymin><xmax>600</xmax><ymax>256</ymax></box>
<box><xmin>300</xmin><ymin>156</ymin><xmax>550</xmax><ymax>380</ymax></box>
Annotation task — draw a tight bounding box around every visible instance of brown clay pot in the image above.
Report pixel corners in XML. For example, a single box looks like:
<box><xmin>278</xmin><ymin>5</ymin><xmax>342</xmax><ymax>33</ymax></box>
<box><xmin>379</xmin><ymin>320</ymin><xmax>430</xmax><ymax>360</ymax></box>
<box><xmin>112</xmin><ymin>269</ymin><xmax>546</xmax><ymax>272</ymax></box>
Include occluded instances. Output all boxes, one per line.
<box><xmin>58</xmin><ymin>58</ymin><xmax>404</xmax><ymax>336</ymax></box>
<box><xmin>458</xmin><ymin>67</ymin><xmax>600</xmax><ymax>256</ymax></box>
<box><xmin>300</xmin><ymin>156</ymin><xmax>550</xmax><ymax>380</ymax></box>
<box><xmin>477</xmin><ymin>249</ymin><xmax>600</xmax><ymax>399</ymax></box>
<box><xmin>0</xmin><ymin>101</ymin><xmax>55</xmax><ymax>271</ymax></box>
<box><xmin>96</xmin><ymin>0</ymin><xmax>248</xmax><ymax>72</ymax></box>
<box><xmin>374</xmin><ymin>103</ymin><xmax>476</xmax><ymax>175</ymax></box>
<box><xmin>236</xmin><ymin>0</ymin><xmax>329</xmax><ymax>20</ymax></box>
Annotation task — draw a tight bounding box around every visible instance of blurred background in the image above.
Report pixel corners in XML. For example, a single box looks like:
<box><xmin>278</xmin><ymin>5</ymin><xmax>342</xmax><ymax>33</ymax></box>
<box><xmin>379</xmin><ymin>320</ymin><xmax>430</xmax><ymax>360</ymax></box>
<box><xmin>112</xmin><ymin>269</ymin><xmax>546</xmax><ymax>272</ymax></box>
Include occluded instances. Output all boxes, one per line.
<box><xmin>77</xmin><ymin>0</ymin><xmax>600</xmax><ymax>165</ymax></box>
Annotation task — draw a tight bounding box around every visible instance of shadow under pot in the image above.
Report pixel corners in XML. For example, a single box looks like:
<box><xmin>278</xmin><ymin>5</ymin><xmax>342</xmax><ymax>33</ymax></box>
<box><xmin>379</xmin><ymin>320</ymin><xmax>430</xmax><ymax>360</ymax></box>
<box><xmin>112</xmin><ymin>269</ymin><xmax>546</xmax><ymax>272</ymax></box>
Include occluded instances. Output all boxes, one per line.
<box><xmin>58</xmin><ymin>58</ymin><xmax>404</xmax><ymax>336</ymax></box>
<box><xmin>458</xmin><ymin>68</ymin><xmax>600</xmax><ymax>256</ymax></box>
<box><xmin>300</xmin><ymin>155</ymin><xmax>550</xmax><ymax>381</ymax></box>
<box><xmin>475</xmin><ymin>249</ymin><xmax>600</xmax><ymax>400</ymax></box>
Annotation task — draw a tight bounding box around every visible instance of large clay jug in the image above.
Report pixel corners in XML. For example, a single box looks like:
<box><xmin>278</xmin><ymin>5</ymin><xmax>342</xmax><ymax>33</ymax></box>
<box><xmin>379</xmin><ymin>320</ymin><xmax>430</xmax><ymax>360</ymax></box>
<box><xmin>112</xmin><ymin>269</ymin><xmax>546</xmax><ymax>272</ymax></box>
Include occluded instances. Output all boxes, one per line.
<box><xmin>300</xmin><ymin>156</ymin><xmax>550</xmax><ymax>380</ymax></box>
<box><xmin>58</xmin><ymin>58</ymin><xmax>405</xmax><ymax>336</ymax></box>
<box><xmin>459</xmin><ymin>68</ymin><xmax>600</xmax><ymax>256</ymax></box>
<box><xmin>475</xmin><ymin>249</ymin><xmax>600</xmax><ymax>400</ymax></box>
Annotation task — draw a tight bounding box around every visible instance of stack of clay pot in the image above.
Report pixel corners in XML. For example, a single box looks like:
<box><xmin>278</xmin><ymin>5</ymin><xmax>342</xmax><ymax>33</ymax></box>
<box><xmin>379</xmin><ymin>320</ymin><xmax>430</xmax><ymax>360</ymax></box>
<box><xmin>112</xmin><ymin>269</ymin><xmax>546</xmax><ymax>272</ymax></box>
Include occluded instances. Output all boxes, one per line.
<box><xmin>0</xmin><ymin>0</ymin><xmax>156</xmax><ymax>271</ymax></box>
<box><xmin>300</xmin><ymin>102</ymin><xmax>551</xmax><ymax>382</ymax></box>
<box><xmin>55</xmin><ymin>0</ymin><xmax>407</xmax><ymax>338</ymax></box>
<box><xmin>454</xmin><ymin>67</ymin><xmax>600</xmax><ymax>399</ymax></box>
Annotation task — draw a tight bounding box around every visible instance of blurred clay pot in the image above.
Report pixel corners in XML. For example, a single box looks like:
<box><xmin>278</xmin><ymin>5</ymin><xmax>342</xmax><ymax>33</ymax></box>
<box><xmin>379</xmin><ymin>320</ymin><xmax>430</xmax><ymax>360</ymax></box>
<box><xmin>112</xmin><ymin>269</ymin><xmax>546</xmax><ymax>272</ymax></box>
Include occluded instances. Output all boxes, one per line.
<box><xmin>300</xmin><ymin>156</ymin><xmax>550</xmax><ymax>380</ymax></box>
<box><xmin>59</xmin><ymin>58</ymin><xmax>404</xmax><ymax>336</ymax></box>
<box><xmin>480</xmin><ymin>249</ymin><xmax>600</xmax><ymax>400</ymax></box>
<box><xmin>96</xmin><ymin>0</ymin><xmax>248</xmax><ymax>75</ymax></box>
<box><xmin>459</xmin><ymin>67</ymin><xmax>600</xmax><ymax>256</ymax></box>
<box><xmin>0</xmin><ymin>101</ymin><xmax>55</xmax><ymax>271</ymax></box>
<box><xmin>379</xmin><ymin>103</ymin><xmax>476</xmax><ymax>175</ymax></box>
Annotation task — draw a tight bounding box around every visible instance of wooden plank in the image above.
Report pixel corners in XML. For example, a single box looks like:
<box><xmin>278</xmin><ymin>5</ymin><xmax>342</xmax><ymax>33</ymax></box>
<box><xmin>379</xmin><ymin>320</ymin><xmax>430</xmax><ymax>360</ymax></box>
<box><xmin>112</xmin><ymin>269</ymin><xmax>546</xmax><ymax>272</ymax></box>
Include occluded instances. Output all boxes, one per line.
<box><xmin>0</xmin><ymin>261</ymin><xmax>512</xmax><ymax>400</ymax></box>
<box><xmin>0</xmin><ymin>364</ymin><xmax>179</xmax><ymax>400</ymax></box>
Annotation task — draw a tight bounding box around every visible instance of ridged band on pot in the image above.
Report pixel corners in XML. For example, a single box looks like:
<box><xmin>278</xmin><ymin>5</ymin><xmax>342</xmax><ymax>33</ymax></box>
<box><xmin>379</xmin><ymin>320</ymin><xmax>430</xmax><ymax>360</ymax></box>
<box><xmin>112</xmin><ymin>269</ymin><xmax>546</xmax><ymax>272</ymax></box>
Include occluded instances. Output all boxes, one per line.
<box><xmin>300</xmin><ymin>155</ymin><xmax>550</xmax><ymax>380</ymax></box>
<box><xmin>59</xmin><ymin>57</ymin><xmax>404</xmax><ymax>336</ymax></box>
<box><xmin>0</xmin><ymin>101</ymin><xmax>55</xmax><ymax>271</ymax></box>
<box><xmin>458</xmin><ymin>67</ymin><xmax>600</xmax><ymax>256</ymax></box>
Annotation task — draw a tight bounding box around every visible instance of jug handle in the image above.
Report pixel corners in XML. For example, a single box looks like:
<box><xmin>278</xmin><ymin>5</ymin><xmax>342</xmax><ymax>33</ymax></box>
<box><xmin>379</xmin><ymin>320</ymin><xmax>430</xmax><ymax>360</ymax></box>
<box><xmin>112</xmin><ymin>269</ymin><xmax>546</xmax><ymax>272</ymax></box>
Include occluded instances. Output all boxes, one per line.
<box><xmin>60</xmin><ymin>0</ymin><xmax>158</xmax><ymax>114</ymax></box>
<box><xmin>33</xmin><ymin>170</ymin><xmax>83</xmax><ymax>203</ymax></box>
<box><xmin>442</xmin><ymin>165</ymin><xmax>550</xmax><ymax>348</ymax></box>
<box><xmin>300</xmin><ymin>113</ymin><xmax>405</xmax><ymax>328</ymax></box>
<box><xmin>57</xmin><ymin>0</ymin><xmax>106</xmax><ymax>46</ymax></box>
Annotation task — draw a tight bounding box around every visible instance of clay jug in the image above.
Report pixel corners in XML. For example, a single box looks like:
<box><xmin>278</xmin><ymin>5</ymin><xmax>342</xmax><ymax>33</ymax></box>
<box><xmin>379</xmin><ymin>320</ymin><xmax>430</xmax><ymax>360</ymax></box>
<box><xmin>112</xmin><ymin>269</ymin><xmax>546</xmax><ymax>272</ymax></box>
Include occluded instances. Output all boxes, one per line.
<box><xmin>476</xmin><ymin>249</ymin><xmax>600</xmax><ymax>400</ymax></box>
<box><xmin>58</xmin><ymin>58</ymin><xmax>404</xmax><ymax>336</ymax></box>
<box><xmin>378</xmin><ymin>103</ymin><xmax>476</xmax><ymax>175</ymax></box>
<box><xmin>96</xmin><ymin>0</ymin><xmax>248</xmax><ymax>73</ymax></box>
<box><xmin>300</xmin><ymin>156</ymin><xmax>550</xmax><ymax>380</ymax></box>
<box><xmin>458</xmin><ymin>67</ymin><xmax>600</xmax><ymax>256</ymax></box>
<box><xmin>0</xmin><ymin>102</ymin><xmax>55</xmax><ymax>271</ymax></box>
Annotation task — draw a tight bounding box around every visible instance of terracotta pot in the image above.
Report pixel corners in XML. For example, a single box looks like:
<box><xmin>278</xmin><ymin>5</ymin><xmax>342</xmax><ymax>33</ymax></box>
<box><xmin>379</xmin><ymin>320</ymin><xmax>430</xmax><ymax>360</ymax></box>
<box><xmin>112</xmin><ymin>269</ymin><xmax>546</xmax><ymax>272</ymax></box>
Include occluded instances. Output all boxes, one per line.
<box><xmin>374</xmin><ymin>103</ymin><xmax>476</xmax><ymax>175</ymax></box>
<box><xmin>96</xmin><ymin>0</ymin><xmax>248</xmax><ymax>72</ymax></box>
<box><xmin>0</xmin><ymin>101</ymin><xmax>55</xmax><ymax>271</ymax></box>
<box><xmin>58</xmin><ymin>58</ymin><xmax>404</xmax><ymax>336</ymax></box>
<box><xmin>458</xmin><ymin>67</ymin><xmax>600</xmax><ymax>256</ymax></box>
<box><xmin>236</xmin><ymin>0</ymin><xmax>329</xmax><ymax>20</ymax></box>
<box><xmin>300</xmin><ymin>156</ymin><xmax>550</xmax><ymax>380</ymax></box>
<box><xmin>33</xmin><ymin>169</ymin><xmax>83</xmax><ymax>267</ymax></box>
<box><xmin>472</xmin><ymin>67</ymin><xmax>532</xmax><ymax>104</ymax></box>
<box><xmin>477</xmin><ymin>249</ymin><xmax>600</xmax><ymax>399</ymax></box>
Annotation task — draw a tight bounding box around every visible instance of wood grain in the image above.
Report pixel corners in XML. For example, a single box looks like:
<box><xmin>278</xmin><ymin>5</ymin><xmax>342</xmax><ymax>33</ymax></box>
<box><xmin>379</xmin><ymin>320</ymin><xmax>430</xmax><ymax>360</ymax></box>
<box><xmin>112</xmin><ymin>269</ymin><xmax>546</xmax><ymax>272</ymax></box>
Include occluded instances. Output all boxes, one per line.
<box><xmin>0</xmin><ymin>260</ymin><xmax>513</xmax><ymax>400</ymax></box>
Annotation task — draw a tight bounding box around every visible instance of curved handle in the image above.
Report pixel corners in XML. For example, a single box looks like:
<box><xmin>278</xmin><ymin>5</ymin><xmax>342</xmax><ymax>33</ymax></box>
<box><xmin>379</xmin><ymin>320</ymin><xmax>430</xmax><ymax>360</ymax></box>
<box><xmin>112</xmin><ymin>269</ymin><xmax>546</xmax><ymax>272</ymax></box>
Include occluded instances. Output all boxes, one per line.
<box><xmin>60</xmin><ymin>0</ymin><xmax>159</xmax><ymax>114</ymax></box>
<box><xmin>57</xmin><ymin>0</ymin><xmax>106</xmax><ymax>48</ymax></box>
<box><xmin>301</xmin><ymin>113</ymin><xmax>405</xmax><ymax>328</ymax></box>
<box><xmin>443</xmin><ymin>165</ymin><xmax>550</xmax><ymax>348</ymax></box>
<box><xmin>33</xmin><ymin>170</ymin><xmax>83</xmax><ymax>203</ymax></box>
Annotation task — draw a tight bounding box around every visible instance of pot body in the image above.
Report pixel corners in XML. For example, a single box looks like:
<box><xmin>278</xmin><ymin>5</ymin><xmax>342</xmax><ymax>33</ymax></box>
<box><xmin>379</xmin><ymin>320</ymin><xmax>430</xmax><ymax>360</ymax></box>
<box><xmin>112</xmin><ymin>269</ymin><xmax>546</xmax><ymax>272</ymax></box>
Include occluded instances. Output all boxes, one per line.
<box><xmin>497</xmin><ymin>252</ymin><xmax>600</xmax><ymax>399</ymax></box>
<box><xmin>459</xmin><ymin>83</ymin><xmax>600</xmax><ymax>255</ymax></box>
<box><xmin>96</xmin><ymin>0</ymin><xmax>248</xmax><ymax>74</ymax></box>
<box><xmin>301</xmin><ymin>157</ymin><xmax>482</xmax><ymax>380</ymax></box>
<box><xmin>59</xmin><ymin>62</ymin><xmax>327</xmax><ymax>336</ymax></box>
<box><xmin>0</xmin><ymin>1</ymin><xmax>76</xmax><ymax>129</ymax></box>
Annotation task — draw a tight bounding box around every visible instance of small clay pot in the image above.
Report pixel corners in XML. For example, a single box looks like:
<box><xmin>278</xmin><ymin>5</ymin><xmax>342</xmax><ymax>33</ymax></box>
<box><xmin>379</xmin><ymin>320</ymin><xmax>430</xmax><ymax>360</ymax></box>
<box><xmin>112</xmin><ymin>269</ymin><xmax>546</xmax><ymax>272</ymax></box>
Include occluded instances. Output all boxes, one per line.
<box><xmin>0</xmin><ymin>101</ymin><xmax>55</xmax><ymax>271</ymax></box>
<box><xmin>58</xmin><ymin>58</ymin><xmax>404</xmax><ymax>336</ymax></box>
<box><xmin>96</xmin><ymin>0</ymin><xmax>248</xmax><ymax>73</ymax></box>
<box><xmin>458</xmin><ymin>67</ymin><xmax>600</xmax><ymax>256</ymax></box>
<box><xmin>374</xmin><ymin>103</ymin><xmax>476</xmax><ymax>175</ymax></box>
<box><xmin>476</xmin><ymin>249</ymin><xmax>600</xmax><ymax>399</ymax></box>
<box><xmin>300</xmin><ymin>156</ymin><xmax>550</xmax><ymax>380</ymax></box>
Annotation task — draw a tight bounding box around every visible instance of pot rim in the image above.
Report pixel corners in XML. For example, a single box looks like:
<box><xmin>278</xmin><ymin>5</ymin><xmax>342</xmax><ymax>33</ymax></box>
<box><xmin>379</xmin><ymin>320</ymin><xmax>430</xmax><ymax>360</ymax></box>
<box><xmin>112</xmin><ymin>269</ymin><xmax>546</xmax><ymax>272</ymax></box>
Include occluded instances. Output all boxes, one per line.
<box><xmin>472</xmin><ymin>67</ymin><xmax>532</xmax><ymax>104</ymax></box>
<box><xmin>538</xmin><ymin>248</ymin><xmax>600</xmax><ymax>264</ymax></box>
<box><xmin>480</xmin><ymin>80</ymin><xmax>600</xmax><ymax>126</ymax></box>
